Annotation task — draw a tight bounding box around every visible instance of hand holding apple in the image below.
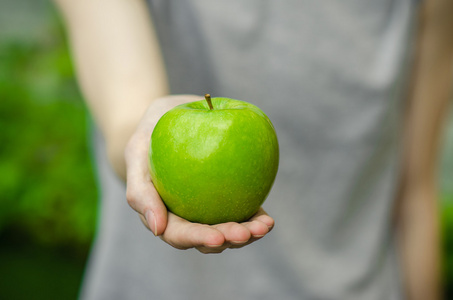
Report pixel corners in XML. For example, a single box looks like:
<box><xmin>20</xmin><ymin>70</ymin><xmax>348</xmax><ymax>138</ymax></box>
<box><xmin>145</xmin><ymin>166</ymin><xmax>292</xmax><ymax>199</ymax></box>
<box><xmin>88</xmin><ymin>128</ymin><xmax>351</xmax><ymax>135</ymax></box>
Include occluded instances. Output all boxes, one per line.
<box><xmin>124</xmin><ymin>95</ymin><xmax>275</xmax><ymax>253</ymax></box>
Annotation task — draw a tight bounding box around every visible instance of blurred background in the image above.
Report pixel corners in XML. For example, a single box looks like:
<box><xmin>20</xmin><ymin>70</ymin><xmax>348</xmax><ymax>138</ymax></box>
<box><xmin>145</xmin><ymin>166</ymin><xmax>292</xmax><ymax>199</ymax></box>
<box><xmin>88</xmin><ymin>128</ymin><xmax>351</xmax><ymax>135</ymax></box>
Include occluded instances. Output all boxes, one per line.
<box><xmin>0</xmin><ymin>1</ymin><xmax>452</xmax><ymax>299</ymax></box>
<box><xmin>0</xmin><ymin>1</ymin><xmax>98</xmax><ymax>299</ymax></box>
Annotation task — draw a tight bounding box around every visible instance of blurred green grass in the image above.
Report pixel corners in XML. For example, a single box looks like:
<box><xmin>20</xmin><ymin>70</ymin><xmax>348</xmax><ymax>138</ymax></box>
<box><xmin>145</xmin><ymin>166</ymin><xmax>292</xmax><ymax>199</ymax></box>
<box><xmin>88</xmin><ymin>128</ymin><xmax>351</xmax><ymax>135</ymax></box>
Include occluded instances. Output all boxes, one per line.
<box><xmin>442</xmin><ymin>194</ymin><xmax>453</xmax><ymax>298</ymax></box>
<box><xmin>0</xmin><ymin>11</ymin><xmax>98</xmax><ymax>252</ymax></box>
<box><xmin>0</xmin><ymin>3</ymin><xmax>452</xmax><ymax>300</ymax></box>
<box><xmin>0</xmin><ymin>7</ymin><xmax>98</xmax><ymax>300</ymax></box>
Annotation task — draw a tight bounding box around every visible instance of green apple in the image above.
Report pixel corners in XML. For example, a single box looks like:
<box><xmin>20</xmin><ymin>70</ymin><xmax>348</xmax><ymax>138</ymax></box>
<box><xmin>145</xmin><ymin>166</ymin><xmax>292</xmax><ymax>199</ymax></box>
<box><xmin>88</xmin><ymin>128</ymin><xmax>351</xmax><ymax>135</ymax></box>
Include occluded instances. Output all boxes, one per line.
<box><xmin>148</xmin><ymin>95</ymin><xmax>279</xmax><ymax>224</ymax></box>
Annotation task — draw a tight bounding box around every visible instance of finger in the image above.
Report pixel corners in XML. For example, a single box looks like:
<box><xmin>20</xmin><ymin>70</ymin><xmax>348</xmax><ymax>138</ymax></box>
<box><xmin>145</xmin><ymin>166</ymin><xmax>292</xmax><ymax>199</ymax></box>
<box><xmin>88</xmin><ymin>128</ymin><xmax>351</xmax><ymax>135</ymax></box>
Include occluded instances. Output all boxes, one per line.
<box><xmin>249</xmin><ymin>208</ymin><xmax>275</xmax><ymax>231</ymax></box>
<box><xmin>126</xmin><ymin>177</ymin><xmax>167</xmax><ymax>236</ymax></box>
<box><xmin>228</xmin><ymin>237</ymin><xmax>263</xmax><ymax>249</ymax></box>
<box><xmin>212</xmin><ymin>222</ymin><xmax>251</xmax><ymax>245</ymax></box>
<box><xmin>241</xmin><ymin>219</ymin><xmax>270</xmax><ymax>238</ymax></box>
<box><xmin>195</xmin><ymin>245</ymin><xmax>229</xmax><ymax>254</ymax></box>
<box><xmin>125</xmin><ymin>135</ymin><xmax>168</xmax><ymax>236</ymax></box>
<box><xmin>161</xmin><ymin>213</ymin><xmax>225</xmax><ymax>250</ymax></box>
<box><xmin>226</xmin><ymin>209</ymin><xmax>275</xmax><ymax>249</ymax></box>
<box><xmin>197</xmin><ymin>209</ymin><xmax>275</xmax><ymax>251</ymax></box>
<box><xmin>195</xmin><ymin>220</ymin><xmax>268</xmax><ymax>252</ymax></box>
<box><xmin>227</xmin><ymin>222</ymin><xmax>272</xmax><ymax>250</ymax></box>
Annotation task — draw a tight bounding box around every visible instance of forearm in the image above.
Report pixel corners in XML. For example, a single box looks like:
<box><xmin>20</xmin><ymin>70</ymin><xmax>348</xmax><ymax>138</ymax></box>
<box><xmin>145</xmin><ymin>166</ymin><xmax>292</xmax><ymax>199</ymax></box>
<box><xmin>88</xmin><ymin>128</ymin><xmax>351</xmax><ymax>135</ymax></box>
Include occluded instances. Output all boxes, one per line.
<box><xmin>397</xmin><ymin>0</ymin><xmax>453</xmax><ymax>299</ymax></box>
<box><xmin>54</xmin><ymin>0</ymin><xmax>168</xmax><ymax>179</ymax></box>
<box><xmin>398</xmin><ymin>184</ymin><xmax>442</xmax><ymax>300</ymax></box>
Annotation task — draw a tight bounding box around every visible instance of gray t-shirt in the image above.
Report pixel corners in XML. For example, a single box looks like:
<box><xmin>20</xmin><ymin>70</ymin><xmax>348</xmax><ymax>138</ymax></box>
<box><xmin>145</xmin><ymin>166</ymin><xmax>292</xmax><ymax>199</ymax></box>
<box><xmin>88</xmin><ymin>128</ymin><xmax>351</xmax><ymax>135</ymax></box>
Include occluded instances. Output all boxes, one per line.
<box><xmin>81</xmin><ymin>1</ymin><xmax>419</xmax><ymax>299</ymax></box>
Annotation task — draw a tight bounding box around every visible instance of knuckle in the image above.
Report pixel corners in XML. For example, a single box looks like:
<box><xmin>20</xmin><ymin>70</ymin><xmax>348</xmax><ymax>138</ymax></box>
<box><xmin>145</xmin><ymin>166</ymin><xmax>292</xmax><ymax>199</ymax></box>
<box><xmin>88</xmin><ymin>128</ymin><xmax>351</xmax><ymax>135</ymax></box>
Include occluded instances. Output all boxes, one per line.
<box><xmin>126</xmin><ymin>188</ymin><xmax>138</xmax><ymax>207</ymax></box>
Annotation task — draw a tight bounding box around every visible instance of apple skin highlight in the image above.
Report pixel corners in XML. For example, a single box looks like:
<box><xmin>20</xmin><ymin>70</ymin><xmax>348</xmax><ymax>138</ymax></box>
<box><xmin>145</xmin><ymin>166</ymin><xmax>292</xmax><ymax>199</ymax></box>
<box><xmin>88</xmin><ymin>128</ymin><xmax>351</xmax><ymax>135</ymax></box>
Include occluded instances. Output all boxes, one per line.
<box><xmin>149</xmin><ymin>97</ymin><xmax>279</xmax><ymax>225</ymax></box>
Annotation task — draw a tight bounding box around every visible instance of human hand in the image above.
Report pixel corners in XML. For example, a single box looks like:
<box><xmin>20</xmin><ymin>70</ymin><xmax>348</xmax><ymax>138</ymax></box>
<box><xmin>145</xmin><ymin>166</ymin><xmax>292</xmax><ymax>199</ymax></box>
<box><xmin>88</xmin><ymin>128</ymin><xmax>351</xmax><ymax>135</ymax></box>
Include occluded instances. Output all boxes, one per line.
<box><xmin>124</xmin><ymin>95</ymin><xmax>275</xmax><ymax>253</ymax></box>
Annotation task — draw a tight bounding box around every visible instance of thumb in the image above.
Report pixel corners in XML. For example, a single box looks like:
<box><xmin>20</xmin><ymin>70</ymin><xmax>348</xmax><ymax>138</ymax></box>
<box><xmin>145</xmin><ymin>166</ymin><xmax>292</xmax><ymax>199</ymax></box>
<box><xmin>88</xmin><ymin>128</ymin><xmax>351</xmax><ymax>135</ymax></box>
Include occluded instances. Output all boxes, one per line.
<box><xmin>125</xmin><ymin>133</ymin><xmax>168</xmax><ymax>236</ymax></box>
<box><xmin>126</xmin><ymin>177</ymin><xmax>168</xmax><ymax>236</ymax></box>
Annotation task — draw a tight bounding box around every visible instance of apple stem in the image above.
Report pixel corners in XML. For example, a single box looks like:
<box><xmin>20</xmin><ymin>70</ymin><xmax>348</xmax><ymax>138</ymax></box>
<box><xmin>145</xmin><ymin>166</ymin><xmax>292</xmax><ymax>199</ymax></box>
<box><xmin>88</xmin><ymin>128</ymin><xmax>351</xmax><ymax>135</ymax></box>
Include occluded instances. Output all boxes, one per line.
<box><xmin>205</xmin><ymin>94</ymin><xmax>214</xmax><ymax>110</ymax></box>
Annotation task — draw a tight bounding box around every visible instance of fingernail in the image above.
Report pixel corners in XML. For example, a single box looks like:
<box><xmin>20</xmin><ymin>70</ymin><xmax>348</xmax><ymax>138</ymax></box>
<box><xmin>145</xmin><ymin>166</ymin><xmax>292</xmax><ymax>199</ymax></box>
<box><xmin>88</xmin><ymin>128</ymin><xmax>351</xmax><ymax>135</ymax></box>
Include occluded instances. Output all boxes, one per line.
<box><xmin>145</xmin><ymin>210</ymin><xmax>157</xmax><ymax>236</ymax></box>
<box><xmin>206</xmin><ymin>243</ymin><xmax>223</xmax><ymax>248</ymax></box>
<box><xmin>231</xmin><ymin>241</ymin><xmax>246</xmax><ymax>244</ymax></box>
